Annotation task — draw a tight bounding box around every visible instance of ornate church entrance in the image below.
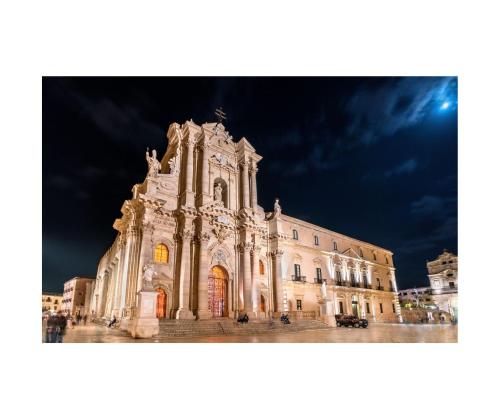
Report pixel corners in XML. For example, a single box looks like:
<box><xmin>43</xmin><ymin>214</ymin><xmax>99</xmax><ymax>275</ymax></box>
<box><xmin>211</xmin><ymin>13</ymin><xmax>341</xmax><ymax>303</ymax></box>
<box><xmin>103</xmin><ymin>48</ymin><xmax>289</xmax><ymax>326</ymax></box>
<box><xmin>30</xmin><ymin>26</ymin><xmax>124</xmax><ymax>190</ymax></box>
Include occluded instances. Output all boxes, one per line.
<box><xmin>156</xmin><ymin>288</ymin><xmax>167</xmax><ymax>318</ymax></box>
<box><xmin>208</xmin><ymin>265</ymin><xmax>228</xmax><ymax>318</ymax></box>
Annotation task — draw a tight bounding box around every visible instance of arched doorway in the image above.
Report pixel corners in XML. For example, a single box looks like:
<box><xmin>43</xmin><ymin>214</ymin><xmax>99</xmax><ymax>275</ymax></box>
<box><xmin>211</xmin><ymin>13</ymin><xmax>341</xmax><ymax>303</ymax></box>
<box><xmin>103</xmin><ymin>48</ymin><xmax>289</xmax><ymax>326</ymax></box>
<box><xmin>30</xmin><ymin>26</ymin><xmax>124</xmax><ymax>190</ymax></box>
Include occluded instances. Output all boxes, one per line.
<box><xmin>208</xmin><ymin>265</ymin><xmax>228</xmax><ymax>318</ymax></box>
<box><xmin>156</xmin><ymin>288</ymin><xmax>167</xmax><ymax>318</ymax></box>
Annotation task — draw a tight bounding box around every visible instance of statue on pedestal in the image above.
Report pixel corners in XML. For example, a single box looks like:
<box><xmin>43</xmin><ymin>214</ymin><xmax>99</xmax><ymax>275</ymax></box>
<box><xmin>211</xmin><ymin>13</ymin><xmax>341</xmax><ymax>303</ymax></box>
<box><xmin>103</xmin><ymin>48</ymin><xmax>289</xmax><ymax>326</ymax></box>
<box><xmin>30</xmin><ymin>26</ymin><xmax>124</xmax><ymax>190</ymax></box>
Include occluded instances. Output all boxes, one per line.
<box><xmin>145</xmin><ymin>148</ymin><xmax>161</xmax><ymax>178</ymax></box>
<box><xmin>321</xmin><ymin>280</ymin><xmax>328</xmax><ymax>300</ymax></box>
<box><xmin>142</xmin><ymin>263</ymin><xmax>157</xmax><ymax>290</ymax></box>
<box><xmin>274</xmin><ymin>198</ymin><xmax>282</xmax><ymax>217</ymax></box>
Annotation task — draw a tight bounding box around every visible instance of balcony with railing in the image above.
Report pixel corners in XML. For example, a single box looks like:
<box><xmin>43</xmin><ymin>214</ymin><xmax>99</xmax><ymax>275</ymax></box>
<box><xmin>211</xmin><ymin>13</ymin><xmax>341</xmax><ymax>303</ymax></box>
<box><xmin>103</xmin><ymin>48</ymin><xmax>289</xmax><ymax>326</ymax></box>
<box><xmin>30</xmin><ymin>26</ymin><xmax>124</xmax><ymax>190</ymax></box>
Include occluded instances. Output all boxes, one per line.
<box><xmin>291</xmin><ymin>275</ymin><xmax>306</xmax><ymax>282</ymax></box>
<box><xmin>314</xmin><ymin>278</ymin><xmax>323</xmax><ymax>284</ymax></box>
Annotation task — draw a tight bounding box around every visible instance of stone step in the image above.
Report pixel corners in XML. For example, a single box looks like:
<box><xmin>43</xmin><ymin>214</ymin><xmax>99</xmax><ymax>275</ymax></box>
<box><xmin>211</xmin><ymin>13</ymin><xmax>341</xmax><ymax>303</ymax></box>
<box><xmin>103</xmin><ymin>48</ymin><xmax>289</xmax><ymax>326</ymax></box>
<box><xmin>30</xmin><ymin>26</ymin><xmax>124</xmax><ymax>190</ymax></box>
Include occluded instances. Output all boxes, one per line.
<box><xmin>156</xmin><ymin>319</ymin><xmax>331</xmax><ymax>337</ymax></box>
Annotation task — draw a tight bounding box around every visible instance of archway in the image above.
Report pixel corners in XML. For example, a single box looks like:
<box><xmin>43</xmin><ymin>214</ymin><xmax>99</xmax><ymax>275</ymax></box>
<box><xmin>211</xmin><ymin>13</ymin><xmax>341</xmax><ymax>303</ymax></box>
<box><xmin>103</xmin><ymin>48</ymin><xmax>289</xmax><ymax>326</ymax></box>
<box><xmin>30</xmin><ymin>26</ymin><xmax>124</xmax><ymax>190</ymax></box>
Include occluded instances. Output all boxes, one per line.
<box><xmin>156</xmin><ymin>288</ymin><xmax>167</xmax><ymax>318</ymax></box>
<box><xmin>208</xmin><ymin>265</ymin><xmax>228</xmax><ymax>318</ymax></box>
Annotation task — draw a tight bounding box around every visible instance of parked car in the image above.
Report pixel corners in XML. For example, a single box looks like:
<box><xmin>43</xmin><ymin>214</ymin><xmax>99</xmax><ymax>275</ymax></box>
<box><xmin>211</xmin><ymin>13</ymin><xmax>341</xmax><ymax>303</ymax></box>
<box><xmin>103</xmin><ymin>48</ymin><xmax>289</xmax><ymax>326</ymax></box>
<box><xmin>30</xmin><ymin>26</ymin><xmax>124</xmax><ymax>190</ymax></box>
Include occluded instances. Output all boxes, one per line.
<box><xmin>335</xmin><ymin>314</ymin><xmax>368</xmax><ymax>328</ymax></box>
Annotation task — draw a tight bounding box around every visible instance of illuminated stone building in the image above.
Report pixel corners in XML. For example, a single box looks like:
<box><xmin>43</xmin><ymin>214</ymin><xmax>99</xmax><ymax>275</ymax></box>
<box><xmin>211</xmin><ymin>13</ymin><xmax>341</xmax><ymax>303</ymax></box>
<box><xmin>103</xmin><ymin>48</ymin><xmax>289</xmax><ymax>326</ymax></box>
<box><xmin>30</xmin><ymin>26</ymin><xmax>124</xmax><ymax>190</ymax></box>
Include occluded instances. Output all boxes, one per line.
<box><xmin>42</xmin><ymin>292</ymin><xmax>63</xmax><ymax>313</ymax></box>
<box><xmin>427</xmin><ymin>250</ymin><xmax>458</xmax><ymax>319</ymax></box>
<box><xmin>89</xmin><ymin>120</ymin><xmax>402</xmax><ymax>331</ymax></box>
<box><xmin>62</xmin><ymin>277</ymin><xmax>95</xmax><ymax>316</ymax></box>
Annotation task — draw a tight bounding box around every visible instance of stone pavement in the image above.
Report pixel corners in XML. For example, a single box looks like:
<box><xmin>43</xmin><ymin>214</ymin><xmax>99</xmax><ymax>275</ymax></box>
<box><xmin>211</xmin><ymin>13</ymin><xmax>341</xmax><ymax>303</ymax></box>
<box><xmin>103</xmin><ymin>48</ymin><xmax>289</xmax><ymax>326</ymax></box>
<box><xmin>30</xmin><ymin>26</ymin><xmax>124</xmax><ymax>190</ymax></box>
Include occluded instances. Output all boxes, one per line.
<box><xmin>51</xmin><ymin>322</ymin><xmax>457</xmax><ymax>343</ymax></box>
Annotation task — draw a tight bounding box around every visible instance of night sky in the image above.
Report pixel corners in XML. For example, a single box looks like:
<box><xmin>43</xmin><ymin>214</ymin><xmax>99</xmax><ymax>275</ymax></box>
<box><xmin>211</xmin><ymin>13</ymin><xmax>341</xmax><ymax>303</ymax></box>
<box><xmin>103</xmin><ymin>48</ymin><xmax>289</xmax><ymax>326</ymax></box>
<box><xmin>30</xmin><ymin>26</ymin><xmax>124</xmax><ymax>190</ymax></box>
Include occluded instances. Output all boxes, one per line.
<box><xmin>42</xmin><ymin>77</ymin><xmax>457</xmax><ymax>293</ymax></box>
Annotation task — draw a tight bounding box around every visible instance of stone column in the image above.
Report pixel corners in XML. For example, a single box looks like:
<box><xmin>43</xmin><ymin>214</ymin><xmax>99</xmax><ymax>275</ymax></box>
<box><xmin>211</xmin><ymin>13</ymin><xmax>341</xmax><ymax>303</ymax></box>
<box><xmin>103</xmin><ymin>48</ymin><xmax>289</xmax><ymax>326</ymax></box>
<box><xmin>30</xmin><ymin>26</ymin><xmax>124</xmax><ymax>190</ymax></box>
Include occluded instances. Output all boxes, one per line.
<box><xmin>243</xmin><ymin>242</ymin><xmax>253</xmax><ymax>313</ymax></box>
<box><xmin>251</xmin><ymin>245</ymin><xmax>261</xmax><ymax>316</ymax></box>
<box><xmin>241</xmin><ymin>161</ymin><xmax>250</xmax><ymax>208</ymax></box>
<box><xmin>250</xmin><ymin>164</ymin><xmax>258</xmax><ymax>209</ymax></box>
<box><xmin>197</xmin><ymin>232</ymin><xmax>211</xmax><ymax>319</ymax></box>
<box><xmin>185</xmin><ymin>138</ymin><xmax>196</xmax><ymax>206</ymax></box>
<box><xmin>272</xmin><ymin>250</ymin><xmax>284</xmax><ymax>312</ymax></box>
<box><xmin>201</xmin><ymin>144</ymin><xmax>210</xmax><ymax>198</ymax></box>
<box><xmin>176</xmin><ymin>229</ymin><xmax>195</xmax><ymax>319</ymax></box>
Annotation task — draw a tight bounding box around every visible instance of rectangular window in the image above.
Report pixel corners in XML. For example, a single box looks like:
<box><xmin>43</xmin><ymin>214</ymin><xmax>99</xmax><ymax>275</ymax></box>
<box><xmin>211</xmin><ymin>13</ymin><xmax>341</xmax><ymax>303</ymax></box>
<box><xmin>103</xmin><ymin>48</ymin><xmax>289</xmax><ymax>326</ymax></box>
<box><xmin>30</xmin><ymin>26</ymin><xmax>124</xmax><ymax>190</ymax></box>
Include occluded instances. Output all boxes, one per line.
<box><xmin>314</xmin><ymin>235</ymin><xmax>319</xmax><ymax>245</ymax></box>
<box><xmin>293</xmin><ymin>229</ymin><xmax>298</xmax><ymax>240</ymax></box>
<box><xmin>333</xmin><ymin>241</ymin><xmax>338</xmax><ymax>251</ymax></box>
<box><xmin>359</xmin><ymin>248</ymin><xmax>363</xmax><ymax>258</ymax></box>
<box><xmin>366</xmin><ymin>302</ymin><xmax>370</xmax><ymax>314</ymax></box>
<box><xmin>449</xmin><ymin>282</ymin><xmax>455</xmax><ymax>288</ymax></box>
<box><xmin>339</xmin><ymin>301</ymin><xmax>344</xmax><ymax>314</ymax></box>
<box><xmin>294</xmin><ymin>264</ymin><xmax>301</xmax><ymax>278</ymax></box>
<box><xmin>385</xmin><ymin>256</ymin><xmax>389</xmax><ymax>264</ymax></box>
<box><xmin>373</xmin><ymin>252</ymin><xmax>377</xmax><ymax>261</ymax></box>
<box><xmin>296</xmin><ymin>299</ymin><xmax>302</xmax><ymax>311</ymax></box>
<box><xmin>379</xmin><ymin>303</ymin><xmax>384</xmax><ymax>313</ymax></box>
<box><xmin>336</xmin><ymin>271</ymin><xmax>341</xmax><ymax>281</ymax></box>
<box><xmin>316</xmin><ymin>267</ymin><xmax>322</xmax><ymax>280</ymax></box>
<box><xmin>392</xmin><ymin>303</ymin><xmax>396</xmax><ymax>313</ymax></box>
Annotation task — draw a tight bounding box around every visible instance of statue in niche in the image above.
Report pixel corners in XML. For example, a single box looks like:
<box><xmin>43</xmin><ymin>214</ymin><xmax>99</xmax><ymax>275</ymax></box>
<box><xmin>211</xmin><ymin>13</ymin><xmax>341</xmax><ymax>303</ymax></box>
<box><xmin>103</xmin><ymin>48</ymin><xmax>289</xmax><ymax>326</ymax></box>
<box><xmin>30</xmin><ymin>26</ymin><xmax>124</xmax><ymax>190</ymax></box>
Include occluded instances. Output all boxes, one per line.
<box><xmin>145</xmin><ymin>148</ymin><xmax>161</xmax><ymax>178</ymax></box>
<box><xmin>214</xmin><ymin>182</ymin><xmax>223</xmax><ymax>202</ymax></box>
<box><xmin>274</xmin><ymin>198</ymin><xmax>282</xmax><ymax>216</ymax></box>
<box><xmin>142</xmin><ymin>263</ymin><xmax>157</xmax><ymax>290</ymax></box>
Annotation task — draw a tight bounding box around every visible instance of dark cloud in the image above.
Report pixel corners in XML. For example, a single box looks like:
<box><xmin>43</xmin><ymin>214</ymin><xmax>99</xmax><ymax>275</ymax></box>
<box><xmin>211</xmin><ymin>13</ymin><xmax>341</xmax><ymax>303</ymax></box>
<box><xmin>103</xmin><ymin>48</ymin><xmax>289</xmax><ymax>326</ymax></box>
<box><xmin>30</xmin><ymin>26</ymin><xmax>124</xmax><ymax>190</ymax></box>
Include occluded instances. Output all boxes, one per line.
<box><xmin>344</xmin><ymin>77</ymin><xmax>456</xmax><ymax>145</ymax></box>
<box><xmin>385</xmin><ymin>158</ymin><xmax>418</xmax><ymax>178</ymax></box>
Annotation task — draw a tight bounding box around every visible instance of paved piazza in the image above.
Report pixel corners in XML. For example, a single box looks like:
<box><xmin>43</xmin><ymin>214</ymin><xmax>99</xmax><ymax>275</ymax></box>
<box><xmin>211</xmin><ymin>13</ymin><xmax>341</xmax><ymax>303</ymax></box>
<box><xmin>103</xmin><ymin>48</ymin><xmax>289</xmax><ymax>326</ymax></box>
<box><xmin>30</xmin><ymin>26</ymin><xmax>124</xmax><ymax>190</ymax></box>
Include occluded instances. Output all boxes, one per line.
<box><xmin>48</xmin><ymin>323</ymin><xmax>457</xmax><ymax>343</ymax></box>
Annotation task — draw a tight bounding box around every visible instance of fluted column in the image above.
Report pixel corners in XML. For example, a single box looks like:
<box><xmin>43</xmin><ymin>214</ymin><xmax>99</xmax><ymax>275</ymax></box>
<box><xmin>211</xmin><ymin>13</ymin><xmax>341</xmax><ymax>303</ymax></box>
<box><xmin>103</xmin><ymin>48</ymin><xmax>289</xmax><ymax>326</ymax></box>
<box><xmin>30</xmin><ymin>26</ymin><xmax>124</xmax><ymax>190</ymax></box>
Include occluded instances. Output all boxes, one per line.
<box><xmin>242</xmin><ymin>242</ymin><xmax>253</xmax><ymax>313</ymax></box>
<box><xmin>272</xmin><ymin>250</ymin><xmax>284</xmax><ymax>312</ymax></box>
<box><xmin>251</xmin><ymin>245</ymin><xmax>261</xmax><ymax>315</ymax></box>
<box><xmin>176</xmin><ymin>229</ymin><xmax>195</xmax><ymax>319</ymax></box>
<box><xmin>197</xmin><ymin>232</ymin><xmax>211</xmax><ymax>319</ymax></box>
<box><xmin>250</xmin><ymin>164</ymin><xmax>258</xmax><ymax>208</ymax></box>
<box><xmin>124</xmin><ymin>227</ymin><xmax>141</xmax><ymax>315</ymax></box>
<box><xmin>241</xmin><ymin>161</ymin><xmax>250</xmax><ymax>208</ymax></box>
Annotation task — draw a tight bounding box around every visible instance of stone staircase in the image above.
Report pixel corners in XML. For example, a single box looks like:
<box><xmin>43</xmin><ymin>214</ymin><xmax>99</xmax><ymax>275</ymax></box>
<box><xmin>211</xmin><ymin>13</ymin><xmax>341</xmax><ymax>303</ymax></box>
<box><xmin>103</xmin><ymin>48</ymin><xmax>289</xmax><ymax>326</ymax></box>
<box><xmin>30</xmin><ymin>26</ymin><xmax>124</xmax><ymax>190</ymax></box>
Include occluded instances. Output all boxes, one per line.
<box><xmin>157</xmin><ymin>318</ymin><xmax>332</xmax><ymax>338</ymax></box>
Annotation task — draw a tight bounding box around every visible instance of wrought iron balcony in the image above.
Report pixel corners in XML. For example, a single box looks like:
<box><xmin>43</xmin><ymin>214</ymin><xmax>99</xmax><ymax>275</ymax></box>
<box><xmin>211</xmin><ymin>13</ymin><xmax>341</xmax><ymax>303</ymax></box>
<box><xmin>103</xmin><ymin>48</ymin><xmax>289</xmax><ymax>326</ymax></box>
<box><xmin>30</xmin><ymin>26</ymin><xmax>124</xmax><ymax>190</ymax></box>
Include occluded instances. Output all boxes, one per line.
<box><xmin>291</xmin><ymin>275</ymin><xmax>306</xmax><ymax>282</ymax></box>
<box><xmin>314</xmin><ymin>278</ymin><xmax>324</xmax><ymax>284</ymax></box>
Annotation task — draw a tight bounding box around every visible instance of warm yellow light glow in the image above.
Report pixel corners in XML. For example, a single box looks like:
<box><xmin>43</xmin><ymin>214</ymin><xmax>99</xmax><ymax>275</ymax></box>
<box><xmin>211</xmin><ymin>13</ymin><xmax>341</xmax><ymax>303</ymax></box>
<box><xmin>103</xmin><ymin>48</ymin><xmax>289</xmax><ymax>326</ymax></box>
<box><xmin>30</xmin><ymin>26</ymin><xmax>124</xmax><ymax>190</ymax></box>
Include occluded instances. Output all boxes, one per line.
<box><xmin>154</xmin><ymin>243</ymin><xmax>169</xmax><ymax>263</ymax></box>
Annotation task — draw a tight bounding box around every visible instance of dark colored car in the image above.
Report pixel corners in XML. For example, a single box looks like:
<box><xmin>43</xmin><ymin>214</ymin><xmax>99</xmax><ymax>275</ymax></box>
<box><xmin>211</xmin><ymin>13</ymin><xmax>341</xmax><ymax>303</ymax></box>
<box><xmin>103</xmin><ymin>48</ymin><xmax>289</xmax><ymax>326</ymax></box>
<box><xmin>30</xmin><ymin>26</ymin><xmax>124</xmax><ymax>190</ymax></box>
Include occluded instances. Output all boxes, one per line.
<box><xmin>335</xmin><ymin>314</ymin><xmax>368</xmax><ymax>328</ymax></box>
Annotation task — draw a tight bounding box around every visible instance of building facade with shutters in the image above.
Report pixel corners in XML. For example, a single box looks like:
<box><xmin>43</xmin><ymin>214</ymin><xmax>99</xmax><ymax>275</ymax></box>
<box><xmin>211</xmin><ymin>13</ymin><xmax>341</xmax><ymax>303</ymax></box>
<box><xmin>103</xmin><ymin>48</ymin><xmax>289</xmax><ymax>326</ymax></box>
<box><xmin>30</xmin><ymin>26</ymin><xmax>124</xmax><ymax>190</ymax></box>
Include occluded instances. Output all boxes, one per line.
<box><xmin>89</xmin><ymin>120</ymin><xmax>402</xmax><ymax>325</ymax></box>
<box><xmin>42</xmin><ymin>293</ymin><xmax>63</xmax><ymax>314</ymax></box>
<box><xmin>62</xmin><ymin>277</ymin><xmax>95</xmax><ymax>316</ymax></box>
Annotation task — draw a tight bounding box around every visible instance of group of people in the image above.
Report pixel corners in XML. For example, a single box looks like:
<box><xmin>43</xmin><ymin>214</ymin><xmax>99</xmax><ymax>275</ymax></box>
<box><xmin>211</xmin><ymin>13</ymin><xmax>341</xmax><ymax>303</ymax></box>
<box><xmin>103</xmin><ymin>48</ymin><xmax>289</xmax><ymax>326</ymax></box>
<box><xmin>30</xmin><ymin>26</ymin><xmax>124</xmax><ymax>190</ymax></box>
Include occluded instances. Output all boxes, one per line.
<box><xmin>44</xmin><ymin>312</ymin><xmax>68</xmax><ymax>343</ymax></box>
<box><xmin>43</xmin><ymin>311</ymin><xmax>91</xmax><ymax>343</ymax></box>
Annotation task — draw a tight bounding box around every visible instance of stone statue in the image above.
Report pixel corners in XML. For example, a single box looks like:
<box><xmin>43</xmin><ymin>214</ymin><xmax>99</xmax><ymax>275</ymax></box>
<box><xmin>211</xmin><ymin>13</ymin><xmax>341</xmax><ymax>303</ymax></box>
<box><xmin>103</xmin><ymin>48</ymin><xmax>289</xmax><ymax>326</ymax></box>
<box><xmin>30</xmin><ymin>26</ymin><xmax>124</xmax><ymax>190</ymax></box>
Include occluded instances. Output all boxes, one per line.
<box><xmin>214</xmin><ymin>182</ymin><xmax>223</xmax><ymax>202</ymax></box>
<box><xmin>142</xmin><ymin>263</ymin><xmax>156</xmax><ymax>290</ymax></box>
<box><xmin>145</xmin><ymin>148</ymin><xmax>161</xmax><ymax>178</ymax></box>
<box><xmin>274</xmin><ymin>198</ymin><xmax>282</xmax><ymax>216</ymax></box>
<box><xmin>321</xmin><ymin>280</ymin><xmax>328</xmax><ymax>300</ymax></box>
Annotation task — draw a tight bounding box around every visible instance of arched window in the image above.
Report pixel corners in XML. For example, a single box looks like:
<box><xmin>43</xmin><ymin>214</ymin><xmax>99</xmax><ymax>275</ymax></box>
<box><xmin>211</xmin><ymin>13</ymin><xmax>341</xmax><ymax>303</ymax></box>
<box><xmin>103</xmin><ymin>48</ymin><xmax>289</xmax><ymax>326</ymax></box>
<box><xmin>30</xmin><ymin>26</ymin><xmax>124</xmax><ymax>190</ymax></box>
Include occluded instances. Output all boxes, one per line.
<box><xmin>154</xmin><ymin>243</ymin><xmax>169</xmax><ymax>263</ymax></box>
<box><xmin>259</xmin><ymin>260</ymin><xmax>265</xmax><ymax>275</ymax></box>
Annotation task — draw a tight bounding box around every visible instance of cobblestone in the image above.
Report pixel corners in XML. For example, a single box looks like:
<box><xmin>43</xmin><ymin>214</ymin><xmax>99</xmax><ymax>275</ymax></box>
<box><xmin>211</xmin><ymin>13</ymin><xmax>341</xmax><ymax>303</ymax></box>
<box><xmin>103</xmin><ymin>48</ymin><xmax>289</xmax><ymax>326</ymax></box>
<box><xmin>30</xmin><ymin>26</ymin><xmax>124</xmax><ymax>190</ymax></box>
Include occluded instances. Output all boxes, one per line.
<box><xmin>47</xmin><ymin>322</ymin><xmax>457</xmax><ymax>343</ymax></box>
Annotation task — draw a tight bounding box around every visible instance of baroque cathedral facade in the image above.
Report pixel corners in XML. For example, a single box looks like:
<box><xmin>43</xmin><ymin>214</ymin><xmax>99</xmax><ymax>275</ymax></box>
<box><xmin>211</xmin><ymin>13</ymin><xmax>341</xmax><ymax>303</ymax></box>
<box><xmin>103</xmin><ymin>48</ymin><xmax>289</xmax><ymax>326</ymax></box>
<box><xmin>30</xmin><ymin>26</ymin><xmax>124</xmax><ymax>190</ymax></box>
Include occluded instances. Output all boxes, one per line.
<box><xmin>89</xmin><ymin>120</ymin><xmax>402</xmax><ymax>328</ymax></box>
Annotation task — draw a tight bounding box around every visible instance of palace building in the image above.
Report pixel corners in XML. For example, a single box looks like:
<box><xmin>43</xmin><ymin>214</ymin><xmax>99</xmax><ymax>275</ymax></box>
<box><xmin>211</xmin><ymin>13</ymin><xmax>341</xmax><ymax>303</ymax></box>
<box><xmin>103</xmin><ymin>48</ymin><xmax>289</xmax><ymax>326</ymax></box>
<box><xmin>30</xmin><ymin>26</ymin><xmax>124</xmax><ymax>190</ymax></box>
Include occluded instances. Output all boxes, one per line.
<box><xmin>89</xmin><ymin>120</ymin><xmax>402</xmax><ymax>332</ymax></box>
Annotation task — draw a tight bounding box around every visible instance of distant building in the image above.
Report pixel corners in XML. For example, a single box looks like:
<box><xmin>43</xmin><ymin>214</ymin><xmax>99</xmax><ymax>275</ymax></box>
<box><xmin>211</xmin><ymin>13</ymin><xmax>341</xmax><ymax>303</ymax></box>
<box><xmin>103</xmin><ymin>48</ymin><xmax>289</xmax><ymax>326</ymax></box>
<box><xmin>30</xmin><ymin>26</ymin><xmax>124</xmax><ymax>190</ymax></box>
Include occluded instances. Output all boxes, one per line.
<box><xmin>427</xmin><ymin>250</ymin><xmax>458</xmax><ymax>320</ymax></box>
<box><xmin>61</xmin><ymin>277</ymin><xmax>95</xmax><ymax>316</ymax></box>
<box><xmin>398</xmin><ymin>250</ymin><xmax>458</xmax><ymax>322</ymax></box>
<box><xmin>42</xmin><ymin>292</ymin><xmax>63</xmax><ymax>313</ymax></box>
<box><xmin>398</xmin><ymin>287</ymin><xmax>433</xmax><ymax>308</ymax></box>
